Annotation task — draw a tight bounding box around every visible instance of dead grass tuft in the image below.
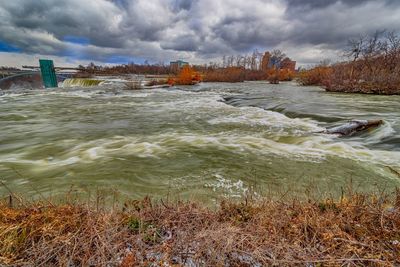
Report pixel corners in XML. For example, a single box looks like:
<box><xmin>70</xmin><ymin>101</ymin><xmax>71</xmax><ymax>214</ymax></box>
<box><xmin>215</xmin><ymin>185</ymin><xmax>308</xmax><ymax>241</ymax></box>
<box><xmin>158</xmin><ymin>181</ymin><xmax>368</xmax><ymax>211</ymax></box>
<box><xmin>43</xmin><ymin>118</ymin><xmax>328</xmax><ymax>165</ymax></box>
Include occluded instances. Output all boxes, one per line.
<box><xmin>0</xmin><ymin>191</ymin><xmax>399</xmax><ymax>266</ymax></box>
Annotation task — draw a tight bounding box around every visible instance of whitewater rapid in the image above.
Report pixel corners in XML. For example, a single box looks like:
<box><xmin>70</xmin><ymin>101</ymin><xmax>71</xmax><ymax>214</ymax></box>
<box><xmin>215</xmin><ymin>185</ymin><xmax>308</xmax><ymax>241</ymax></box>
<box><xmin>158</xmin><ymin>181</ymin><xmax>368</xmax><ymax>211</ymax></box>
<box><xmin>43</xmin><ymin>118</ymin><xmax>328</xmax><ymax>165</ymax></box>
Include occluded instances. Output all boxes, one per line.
<box><xmin>0</xmin><ymin>82</ymin><xmax>399</xmax><ymax>201</ymax></box>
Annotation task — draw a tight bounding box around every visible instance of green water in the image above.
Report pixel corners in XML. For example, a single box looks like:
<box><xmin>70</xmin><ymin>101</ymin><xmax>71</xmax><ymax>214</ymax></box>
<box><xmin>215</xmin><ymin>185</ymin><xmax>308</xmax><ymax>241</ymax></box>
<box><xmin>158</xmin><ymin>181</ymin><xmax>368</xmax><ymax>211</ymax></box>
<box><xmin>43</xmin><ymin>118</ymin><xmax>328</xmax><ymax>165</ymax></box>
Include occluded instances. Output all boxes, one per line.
<box><xmin>1</xmin><ymin>82</ymin><xmax>399</xmax><ymax>201</ymax></box>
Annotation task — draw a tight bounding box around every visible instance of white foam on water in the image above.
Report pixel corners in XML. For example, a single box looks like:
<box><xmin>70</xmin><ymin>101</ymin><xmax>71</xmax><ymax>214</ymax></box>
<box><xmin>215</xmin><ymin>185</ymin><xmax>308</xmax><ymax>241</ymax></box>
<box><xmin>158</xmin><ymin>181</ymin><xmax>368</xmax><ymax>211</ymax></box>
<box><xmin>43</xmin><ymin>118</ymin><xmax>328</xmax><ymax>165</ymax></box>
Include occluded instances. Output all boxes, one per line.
<box><xmin>46</xmin><ymin>90</ymin><xmax>97</xmax><ymax>99</ymax></box>
<box><xmin>64</xmin><ymin>136</ymin><xmax>169</xmax><ymax>161</ymax></box>
<box><xmin>119</xmin><ymin>142</ymin><xmax>167</xmax><ymax>158</ymax></box>
<box><xmin>3</xmin><ymin>131</ymin><xmax>397</xmax><ymax>175</ymax></box>
<box><xmin>142</xmin><ymin>93</ymin><xmax>226</xmax><ymax>111</ymax></box>
<box><xmin>208</xmin><ymin>106</ymin><xmax>324</xmax><ymax>135</ymax></box>
<box><xmin>119</xmin><ymin>92</ymin><xmax>150</xmax><ymax>98</ymax></box>
<box><xmin>0</xmin><ymin>92</ymin><xmax>27</xmax><ymax>98</ymax></box>
<box><xmin>0</xmin><ymin>155</ymin><xmax>80</xmax><ymax>170</ymax></box>
<box><xmin>151</xmin><ymin>133</ymin><xmax>326</xmax><ymax>162</ymax></box>
<box><xmin>197</xmin><ymin>96</ymin><xmax>400</xmax><ymax>167</ymax></box>
<box><xmin>0</xmin><ymin>139</ymin><xmax>168</xmax><ymax>172</ymax></box>
<box><xmin>363</xmin><ymin>121</ymin><xmax>396</xmax><ymax>144</ymax></box>
<box><xmin>150</xmin><ymin>131</ymin><xmax>400</xmax><ymax>167</ymax></box>
<box><xmin>205</xmin><ymin>174</ymin><xmax>251</xmax><ymax>198</ymax></box>
<box><xmin>86</xmin><ymin>147</ymin><xmax>100</xmax><ymax>159</ymax></box>
<box><xmin>45</xmin><ymin>88</ymin><xmax>157</xmax><ymax>100</ymax></box>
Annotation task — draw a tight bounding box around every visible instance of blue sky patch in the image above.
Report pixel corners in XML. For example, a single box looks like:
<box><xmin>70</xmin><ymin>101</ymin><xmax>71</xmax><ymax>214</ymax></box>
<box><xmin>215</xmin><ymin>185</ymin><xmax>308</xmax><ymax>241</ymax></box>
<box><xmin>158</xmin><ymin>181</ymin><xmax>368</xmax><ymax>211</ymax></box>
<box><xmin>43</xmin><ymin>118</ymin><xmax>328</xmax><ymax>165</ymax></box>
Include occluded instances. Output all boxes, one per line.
<box><xmin>106</xmin><ymin>55</ymin><xmax>143</xmax><ymax>64</ymax></box>
<box><xmin>0</xmin><ymin>41</ymin><xmax>20</xmax><ymax>52</ymax></box>
<box><xmin>63</xmin><ymin>36</ymin><xmax>90</xmax><ymax>46</ymax></box>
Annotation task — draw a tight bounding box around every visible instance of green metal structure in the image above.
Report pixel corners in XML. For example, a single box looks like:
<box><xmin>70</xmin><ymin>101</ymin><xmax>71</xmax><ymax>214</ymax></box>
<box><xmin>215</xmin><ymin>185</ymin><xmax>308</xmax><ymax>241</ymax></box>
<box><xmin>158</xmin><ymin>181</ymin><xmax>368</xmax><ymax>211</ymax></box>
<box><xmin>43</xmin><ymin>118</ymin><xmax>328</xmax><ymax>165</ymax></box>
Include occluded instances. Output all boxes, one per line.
<box><xmin>39</xmin><ymin>59</ymin><xmax>58</xmax><ymax>88</ymax></box>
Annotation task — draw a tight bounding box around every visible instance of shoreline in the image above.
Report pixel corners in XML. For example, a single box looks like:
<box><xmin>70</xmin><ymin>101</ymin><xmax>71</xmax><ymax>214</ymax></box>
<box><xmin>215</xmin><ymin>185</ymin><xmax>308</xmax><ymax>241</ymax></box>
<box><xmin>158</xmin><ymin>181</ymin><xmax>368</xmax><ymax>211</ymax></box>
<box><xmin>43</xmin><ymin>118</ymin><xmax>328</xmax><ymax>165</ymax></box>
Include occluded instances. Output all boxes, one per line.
<box><xmin>2</xmin><ymin>72</ymin><xmax>399</xmax><ymax>97</ymax></box>
<box><xmin>324</xmin><ymin>87</ymin><xmax>400</xmax><ymax>96</ymax></box>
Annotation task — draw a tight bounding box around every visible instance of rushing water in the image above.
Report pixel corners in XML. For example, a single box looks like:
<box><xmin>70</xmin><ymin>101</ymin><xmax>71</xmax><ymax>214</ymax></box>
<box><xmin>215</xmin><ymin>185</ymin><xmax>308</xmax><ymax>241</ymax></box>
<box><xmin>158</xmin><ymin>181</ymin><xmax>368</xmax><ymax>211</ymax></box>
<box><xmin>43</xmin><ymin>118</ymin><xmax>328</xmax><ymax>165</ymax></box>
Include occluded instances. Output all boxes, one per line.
<box><xmin>1</xmin><ymin>81</ymin><xmax>399</xmax><ymax>201</ymax></box>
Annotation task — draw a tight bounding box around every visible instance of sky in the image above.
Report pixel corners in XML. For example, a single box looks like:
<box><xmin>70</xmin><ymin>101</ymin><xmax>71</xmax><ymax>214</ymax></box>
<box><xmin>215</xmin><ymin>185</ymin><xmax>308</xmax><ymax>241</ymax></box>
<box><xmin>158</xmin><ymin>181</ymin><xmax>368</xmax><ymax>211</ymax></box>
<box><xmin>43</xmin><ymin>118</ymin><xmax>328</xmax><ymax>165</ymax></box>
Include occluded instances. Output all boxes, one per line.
<box><xmin>0</xmin><ymin>0</ymin><xmax>399</xmax><ymax>68</ymax></box>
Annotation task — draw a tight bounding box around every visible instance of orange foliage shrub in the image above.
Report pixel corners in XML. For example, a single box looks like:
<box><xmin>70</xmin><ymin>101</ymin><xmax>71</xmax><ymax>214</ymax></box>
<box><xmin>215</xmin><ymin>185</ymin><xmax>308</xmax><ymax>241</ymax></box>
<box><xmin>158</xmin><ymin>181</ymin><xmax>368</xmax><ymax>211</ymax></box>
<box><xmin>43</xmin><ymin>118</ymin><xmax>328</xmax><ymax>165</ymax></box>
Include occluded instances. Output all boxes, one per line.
<box><xmin>297</xmin><ymin>66</ymin><xmax>333</xmax><ymax>86</ymax></box>
<box><xmin>167</xmin><ymin>77</ymin><xmax>176</xmax><ymax>86</ymax></box>
<box><xmin>203</xmin><ymin>67</ymin><xmax>246</xmax><ymax>83</ymax></box>
<box><xmin>266</xmin><ymin>68</ymin><xmax>296</xmax><ymax>84</ymax></box>
<box><xmin>278</xmin><ymin>68</ymin><xmax>295</xmax><ymax>81</ymax></box>
<box><xmin>244</xmin><ymin>70</ymin><xmax>267</xmax><ymax>81</ymax></box>
<box><xmin>203</xmin><ymin>67</ymin><xmax>294</xmax><ymax>84</ymax></box>
<box><xmin>193</xmin><ymin>72</ymin><xmax>202</xmax><ymax>83</ymax></box>
<box><xmin>174</xmin><ymin>66</ymin><xmax>202</xmax><ymax>85</ymax></box>
<box><xmin>267</xmin><ymin>68</ymin><xmax>280</xmax><ymax>84</ymax></box>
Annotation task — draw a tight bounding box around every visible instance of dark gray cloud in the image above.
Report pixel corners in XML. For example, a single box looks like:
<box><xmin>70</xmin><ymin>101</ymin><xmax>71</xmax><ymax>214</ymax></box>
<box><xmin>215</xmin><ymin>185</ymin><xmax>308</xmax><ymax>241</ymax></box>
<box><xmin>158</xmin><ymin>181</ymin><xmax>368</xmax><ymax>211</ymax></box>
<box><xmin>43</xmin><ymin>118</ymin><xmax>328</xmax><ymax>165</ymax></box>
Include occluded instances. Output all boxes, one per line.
<box><xmin>286</xmin><ymin>0</ymin><xmax>400</xmax><ymax>10</ymax></box>
<box><xmin>211</xmin><ymin>15</ymin><xmax>283</xmax><ymax>52</ymax></box>
<box><xmin>172</xmin><ymin>0</ymin><xmax>194</xmax><ymax>11</ymax></box>
<box><xmin>0</xmin><ymin>0</ymin><xmax>399</xmax><ymax>66</ymax></box>
<box><xmin>285</xmin><ymin>0</ymin><xmax>400</xmax><ymax>47</ymax></box>
<box><xmin>161</xmin><ymin>34</ymin><xmax>199</xmax><ymax>51</ymax></box>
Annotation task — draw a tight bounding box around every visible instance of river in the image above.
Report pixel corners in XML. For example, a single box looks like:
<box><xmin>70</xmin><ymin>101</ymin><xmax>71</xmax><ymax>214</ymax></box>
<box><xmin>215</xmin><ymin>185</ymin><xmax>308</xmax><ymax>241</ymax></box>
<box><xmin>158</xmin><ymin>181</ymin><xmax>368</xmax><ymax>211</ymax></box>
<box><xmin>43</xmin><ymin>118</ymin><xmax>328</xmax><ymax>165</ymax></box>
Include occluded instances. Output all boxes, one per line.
<box><xmin>1</xmin><ymin>81</ymin><xmax>399</xmax><ymax>201</ymax></box>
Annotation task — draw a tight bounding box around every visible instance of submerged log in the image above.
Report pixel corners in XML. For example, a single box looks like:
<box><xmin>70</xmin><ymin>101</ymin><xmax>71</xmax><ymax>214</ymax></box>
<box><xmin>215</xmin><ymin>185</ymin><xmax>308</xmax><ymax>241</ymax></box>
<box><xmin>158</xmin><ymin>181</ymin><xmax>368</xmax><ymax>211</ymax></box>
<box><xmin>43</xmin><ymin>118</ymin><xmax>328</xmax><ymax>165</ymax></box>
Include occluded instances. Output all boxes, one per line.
<box><xmin>324</xmin><ymin>120</ymin><xmax>383</xmax><ymax>136</ymax></box>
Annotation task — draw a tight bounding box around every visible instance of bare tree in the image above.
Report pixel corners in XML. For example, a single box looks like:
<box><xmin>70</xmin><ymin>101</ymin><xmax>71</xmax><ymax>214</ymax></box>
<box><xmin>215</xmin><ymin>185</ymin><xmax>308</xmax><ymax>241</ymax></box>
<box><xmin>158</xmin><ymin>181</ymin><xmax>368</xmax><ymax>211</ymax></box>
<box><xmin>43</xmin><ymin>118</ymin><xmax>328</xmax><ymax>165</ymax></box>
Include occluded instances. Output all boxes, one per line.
<box><xmin>326</xmin><ymin>30</ymin><xmax>400</xmax><ymax>93</ymax></box>
<box><xmin>222</xmin><ymin>55</ymin><xmax>227</xmax><ymax>68</ymax></box>
<box><xmin>250</xmin><ymin>50</ymin><xmax>258</xmax><ymax>70</ymax></box>
<box><xmin>270</xmin><ymin>50</ymin><xmax>286</xmax><ymax>68</ymax></box>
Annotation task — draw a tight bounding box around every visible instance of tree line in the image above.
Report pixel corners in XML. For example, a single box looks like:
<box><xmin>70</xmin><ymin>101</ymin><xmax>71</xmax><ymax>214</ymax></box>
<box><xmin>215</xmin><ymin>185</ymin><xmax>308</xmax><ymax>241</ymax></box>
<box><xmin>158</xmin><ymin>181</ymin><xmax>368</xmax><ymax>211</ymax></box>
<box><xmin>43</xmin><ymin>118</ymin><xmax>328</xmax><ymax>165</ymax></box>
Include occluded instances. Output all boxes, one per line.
<box><xmin>298</xmin><ymin>31</ymin><xmax>400</xmax><ymax>94</ymax></box>
<box><xmin>76</xmin><ymin>49</ymin><xmax>296</xmax><ymax>84</ymax></box>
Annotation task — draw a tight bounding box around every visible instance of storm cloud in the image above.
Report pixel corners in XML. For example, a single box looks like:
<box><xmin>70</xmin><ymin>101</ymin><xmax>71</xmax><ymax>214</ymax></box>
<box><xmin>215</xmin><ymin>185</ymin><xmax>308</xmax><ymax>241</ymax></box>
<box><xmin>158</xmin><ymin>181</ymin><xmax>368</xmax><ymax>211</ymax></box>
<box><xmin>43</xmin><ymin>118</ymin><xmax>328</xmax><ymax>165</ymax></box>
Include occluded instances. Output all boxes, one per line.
<box><xmin>0</xmin><ymin>0</ymin><xmax>400</xmax><ymax>66</ymax></box>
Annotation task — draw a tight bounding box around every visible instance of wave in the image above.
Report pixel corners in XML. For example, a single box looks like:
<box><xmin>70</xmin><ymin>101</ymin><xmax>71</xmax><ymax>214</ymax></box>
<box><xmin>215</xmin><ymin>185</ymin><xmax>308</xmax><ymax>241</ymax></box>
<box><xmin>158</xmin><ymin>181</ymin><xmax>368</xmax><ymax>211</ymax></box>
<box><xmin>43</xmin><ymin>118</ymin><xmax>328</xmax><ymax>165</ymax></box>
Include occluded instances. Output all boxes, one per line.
<box><xmin>1</xmin><ymin>83</ymin><xmax>399</xmax><ymax>182</ymax></box>
<box><xmin>208</xmin><ymin>106</ymin><xmax>324</xmax><ymax>136</ymax></box>
<box><xmin>5</xmin><ymin>128</ymin><xmax>398</xmax><ymax>172</ymax></box>
<box><xmin>359</xmin><ymin>120</ymin><xmax>396</xmax><ymax>144</ymax></box>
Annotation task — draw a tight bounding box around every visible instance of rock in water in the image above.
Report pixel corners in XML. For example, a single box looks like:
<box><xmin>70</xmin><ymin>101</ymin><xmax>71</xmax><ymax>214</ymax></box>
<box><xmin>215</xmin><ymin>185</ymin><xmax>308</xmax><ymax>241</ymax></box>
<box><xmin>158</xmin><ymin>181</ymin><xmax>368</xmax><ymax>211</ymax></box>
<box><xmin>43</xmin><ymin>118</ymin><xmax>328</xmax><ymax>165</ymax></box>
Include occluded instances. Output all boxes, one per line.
<box><xmin>325</xmin><ymin>120</ymin><xmax>383</xmax><ymax>136</ymax></box>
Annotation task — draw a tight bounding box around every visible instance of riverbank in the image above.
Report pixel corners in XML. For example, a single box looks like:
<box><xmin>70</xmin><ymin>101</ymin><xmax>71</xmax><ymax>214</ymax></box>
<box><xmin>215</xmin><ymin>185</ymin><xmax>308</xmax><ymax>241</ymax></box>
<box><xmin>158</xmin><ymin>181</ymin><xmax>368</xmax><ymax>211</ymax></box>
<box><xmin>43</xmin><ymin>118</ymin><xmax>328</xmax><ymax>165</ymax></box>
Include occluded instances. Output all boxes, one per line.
<box><xmin>297</xmin><ymin>32</ymin><xmax>400</xmax><ymax>95</ymax></box>
<box><xmin>1</xmin><ymin>190</ymin><xmax>399</xmax><ymax>266</ymax></box>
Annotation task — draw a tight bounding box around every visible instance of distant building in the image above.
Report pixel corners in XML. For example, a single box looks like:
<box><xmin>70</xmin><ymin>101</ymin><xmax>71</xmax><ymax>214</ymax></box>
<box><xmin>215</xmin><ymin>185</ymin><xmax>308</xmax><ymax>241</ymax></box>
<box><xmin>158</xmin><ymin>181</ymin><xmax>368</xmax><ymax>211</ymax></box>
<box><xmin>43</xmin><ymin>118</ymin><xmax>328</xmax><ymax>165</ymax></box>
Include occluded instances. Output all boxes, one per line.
<box><xmin>280</xmin><ymin>57</ymin><xmax>296</xmax><ymax>71</ymax></box>
<box><xmin>261</xmin><ymin>52</ymin><xmax>296</xmax><ymax>71</ymax></box>
<box><xmin>170</xmin><ymin>60</ymin><xmax>189</xmax><ymax>73</ymax></box>
<box><xmin>260</xmin><ymin>52</ymin><xmax>271</xmax><ymax>71</ymax></box>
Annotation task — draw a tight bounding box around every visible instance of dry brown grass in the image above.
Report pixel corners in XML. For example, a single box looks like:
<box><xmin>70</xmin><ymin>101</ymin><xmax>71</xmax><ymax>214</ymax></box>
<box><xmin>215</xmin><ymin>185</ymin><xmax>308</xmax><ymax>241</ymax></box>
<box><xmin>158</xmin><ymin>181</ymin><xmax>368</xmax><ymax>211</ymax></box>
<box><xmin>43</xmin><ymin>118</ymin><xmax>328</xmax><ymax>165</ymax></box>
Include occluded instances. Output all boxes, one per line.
<box><xmin>0</xmin><ymin>190</ymin><xmax>399</xmax><ymax>266</ymax></box>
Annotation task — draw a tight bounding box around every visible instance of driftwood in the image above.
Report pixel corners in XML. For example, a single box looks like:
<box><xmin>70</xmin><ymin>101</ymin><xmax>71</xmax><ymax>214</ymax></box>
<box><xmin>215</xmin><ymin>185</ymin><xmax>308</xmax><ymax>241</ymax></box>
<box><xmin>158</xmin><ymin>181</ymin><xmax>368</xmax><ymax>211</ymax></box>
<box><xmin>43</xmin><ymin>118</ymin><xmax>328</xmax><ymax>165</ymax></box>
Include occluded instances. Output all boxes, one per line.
<box><xmin>324</xmin><ymin>119</ymin><xmax>383</xmax><ymax>136</ymax></box>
